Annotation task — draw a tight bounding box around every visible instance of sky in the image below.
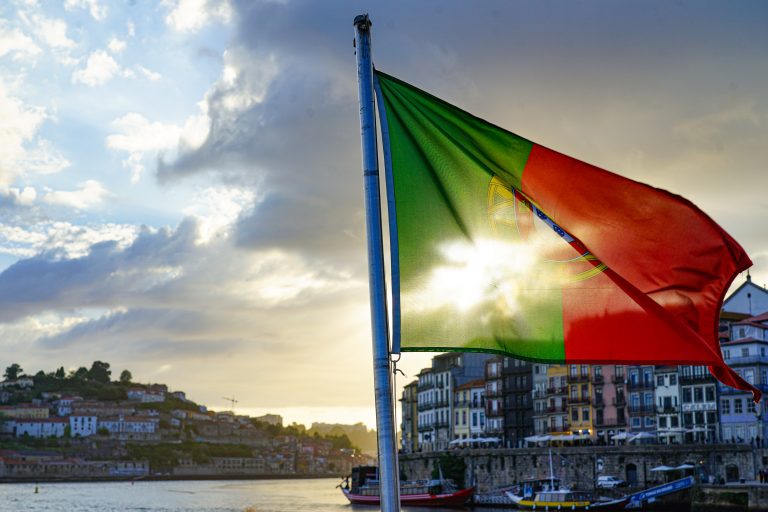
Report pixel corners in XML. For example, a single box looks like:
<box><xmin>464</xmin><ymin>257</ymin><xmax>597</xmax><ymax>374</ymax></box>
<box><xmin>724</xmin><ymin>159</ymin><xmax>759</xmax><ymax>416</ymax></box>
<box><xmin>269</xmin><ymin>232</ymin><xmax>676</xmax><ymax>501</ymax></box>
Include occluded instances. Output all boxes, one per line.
<box><xmin>0</xmin><ymin>0</ymin><xmax>766</xmax><ymax>430</ymax></box>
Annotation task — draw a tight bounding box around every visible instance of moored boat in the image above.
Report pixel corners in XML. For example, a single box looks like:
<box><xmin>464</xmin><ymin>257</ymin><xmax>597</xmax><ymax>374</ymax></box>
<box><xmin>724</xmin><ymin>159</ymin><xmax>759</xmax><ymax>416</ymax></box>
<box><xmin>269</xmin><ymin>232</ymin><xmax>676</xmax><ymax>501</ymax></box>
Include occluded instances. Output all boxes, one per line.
<box><xmin>339</xmin><ymin>465</ymin><xmax>474</xmax><ymax>507</ymax></box>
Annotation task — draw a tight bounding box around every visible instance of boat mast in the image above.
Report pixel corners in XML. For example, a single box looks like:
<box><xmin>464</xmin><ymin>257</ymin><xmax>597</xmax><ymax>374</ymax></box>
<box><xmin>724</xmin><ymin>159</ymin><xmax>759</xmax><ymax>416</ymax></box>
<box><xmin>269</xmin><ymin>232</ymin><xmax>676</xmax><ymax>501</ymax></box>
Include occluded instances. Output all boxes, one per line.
<box><xmin>353</xmin><ymin>13</ymin><xmax>401</xmax><ymax>512</ymax></box>
<box><xmin>549</xmin><ymin>447</ymin><xmax>555</xmax><ymax>489</ymax></box>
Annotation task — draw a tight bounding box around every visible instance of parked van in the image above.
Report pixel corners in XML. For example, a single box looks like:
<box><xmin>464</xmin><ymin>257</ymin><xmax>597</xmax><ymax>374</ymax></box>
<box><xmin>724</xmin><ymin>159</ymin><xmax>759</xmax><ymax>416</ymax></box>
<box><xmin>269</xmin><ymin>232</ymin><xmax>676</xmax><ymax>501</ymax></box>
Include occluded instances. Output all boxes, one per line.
<box><xmin>597</xmin><ymin>476</ymin><xmax>626</xmax><ymax>488</ymax></box>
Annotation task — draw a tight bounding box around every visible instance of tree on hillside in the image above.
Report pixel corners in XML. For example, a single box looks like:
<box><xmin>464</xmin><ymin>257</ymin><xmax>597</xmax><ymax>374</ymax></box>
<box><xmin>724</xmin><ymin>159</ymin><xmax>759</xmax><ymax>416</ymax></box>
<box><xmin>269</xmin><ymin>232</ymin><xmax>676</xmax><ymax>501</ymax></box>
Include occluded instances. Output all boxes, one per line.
<box><xmin>3</xmin><ymin>363</ymin><xmax>23</xmax><ymax>380</ymax></box>
<box><xmin>55</xmin><ymin>367</ymin><xmax>65</xmax><ymax>379</ymax></box>
<box><xmin>119</xmin><ymin>370</ymin><xmax>133</xmax><ymax>383</ymax></box>
<box><xmin>88</xmin><ymin>361</ymin><xmax>111</xmax><ymax>384</ymax></box>
<box><xmin>72</xmin><ymin>367</ymin><xmax>89</xmax><ymax>380</ymax></box>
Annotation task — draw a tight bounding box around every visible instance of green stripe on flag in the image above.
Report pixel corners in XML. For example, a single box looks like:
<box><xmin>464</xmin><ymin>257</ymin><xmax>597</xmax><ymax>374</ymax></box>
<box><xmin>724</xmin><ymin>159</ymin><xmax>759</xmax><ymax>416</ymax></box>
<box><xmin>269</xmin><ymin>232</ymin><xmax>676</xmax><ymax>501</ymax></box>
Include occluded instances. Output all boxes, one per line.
<box><xmin>376</xmin><ymin>71</ymin><xmax>566</xmax><ymax>361</ymax></box>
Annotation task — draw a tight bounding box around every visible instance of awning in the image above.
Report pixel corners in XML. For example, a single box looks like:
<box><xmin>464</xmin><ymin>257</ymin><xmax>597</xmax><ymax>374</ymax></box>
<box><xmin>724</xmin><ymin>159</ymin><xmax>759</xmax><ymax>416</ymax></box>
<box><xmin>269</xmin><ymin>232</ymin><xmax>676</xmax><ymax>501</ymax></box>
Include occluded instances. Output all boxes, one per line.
<box><xmin>650</xmin><ymin>465</ymin><xmax>674</xmax><ymax>472</ymax></box>
<box><xmin>611</xmin><ymin>432</ymin><xmax>630</xmax><ymax>440</ymax></box>
<box><xmin>675</xmin><ymin>464</ymin><xmax>695</xmax><ymax>470</ymax></box>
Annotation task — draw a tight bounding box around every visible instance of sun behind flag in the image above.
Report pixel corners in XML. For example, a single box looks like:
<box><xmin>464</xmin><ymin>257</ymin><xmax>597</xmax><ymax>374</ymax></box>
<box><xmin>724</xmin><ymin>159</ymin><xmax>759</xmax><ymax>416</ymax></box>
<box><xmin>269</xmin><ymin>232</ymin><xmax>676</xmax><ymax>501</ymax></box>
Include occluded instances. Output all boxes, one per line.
<box><xmin>373</xmin><ymin>70</ymin><xmax>758</xmax><ymax>401</ymax></box>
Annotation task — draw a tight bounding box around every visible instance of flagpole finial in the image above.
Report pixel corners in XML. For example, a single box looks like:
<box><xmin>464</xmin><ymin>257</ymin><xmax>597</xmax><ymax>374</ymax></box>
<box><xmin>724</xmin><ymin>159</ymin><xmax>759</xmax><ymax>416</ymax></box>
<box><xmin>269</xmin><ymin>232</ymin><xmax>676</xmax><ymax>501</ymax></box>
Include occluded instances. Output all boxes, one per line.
<box><xmin>354</xmin><ymin>14</ymin><xmax>371</xmax><ymax>29</ymax></box>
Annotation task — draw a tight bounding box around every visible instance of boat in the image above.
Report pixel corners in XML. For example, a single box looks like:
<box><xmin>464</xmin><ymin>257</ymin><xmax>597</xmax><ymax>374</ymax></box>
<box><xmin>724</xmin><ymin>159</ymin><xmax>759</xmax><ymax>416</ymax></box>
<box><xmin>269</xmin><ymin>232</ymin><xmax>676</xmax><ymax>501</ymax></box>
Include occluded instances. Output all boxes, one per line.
<box><xmin>339</xmin><ymin>465</ymin><xmax>475</xmax><ymax>507</ymax></box>
<box><xmin>505</xmin><ymin>451</ymin><xmax>629</xmax><ymax>510</ymax></box>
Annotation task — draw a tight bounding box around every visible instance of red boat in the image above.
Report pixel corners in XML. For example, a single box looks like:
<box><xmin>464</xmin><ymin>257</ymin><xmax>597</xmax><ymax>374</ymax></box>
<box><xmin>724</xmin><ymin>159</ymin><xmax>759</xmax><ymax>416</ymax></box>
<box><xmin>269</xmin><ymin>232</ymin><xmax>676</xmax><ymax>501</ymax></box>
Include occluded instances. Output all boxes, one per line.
<box><xmin>339</xmin><ymin>466</ymin><xmax>474</xmax><ymax>507</ymax></box>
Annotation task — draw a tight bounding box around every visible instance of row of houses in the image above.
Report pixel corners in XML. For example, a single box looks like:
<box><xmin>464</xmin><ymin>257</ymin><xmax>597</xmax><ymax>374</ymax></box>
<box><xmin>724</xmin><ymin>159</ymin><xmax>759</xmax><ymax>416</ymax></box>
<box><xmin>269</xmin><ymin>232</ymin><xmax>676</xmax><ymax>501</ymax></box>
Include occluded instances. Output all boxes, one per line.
<box><xmin>400</xmin><ymin>276</ymin><xmax>768</xmax><ymax>453</ymax></box>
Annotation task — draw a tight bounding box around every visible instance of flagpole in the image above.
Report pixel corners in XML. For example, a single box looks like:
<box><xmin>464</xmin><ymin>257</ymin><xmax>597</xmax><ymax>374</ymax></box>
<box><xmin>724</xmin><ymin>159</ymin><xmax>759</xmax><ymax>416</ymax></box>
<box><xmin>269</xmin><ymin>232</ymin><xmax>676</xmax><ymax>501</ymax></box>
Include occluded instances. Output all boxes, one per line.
<box><xmin>353</xmin><ymin>14</ymin><xmax>401</xmax><ymax>512</ymax></box>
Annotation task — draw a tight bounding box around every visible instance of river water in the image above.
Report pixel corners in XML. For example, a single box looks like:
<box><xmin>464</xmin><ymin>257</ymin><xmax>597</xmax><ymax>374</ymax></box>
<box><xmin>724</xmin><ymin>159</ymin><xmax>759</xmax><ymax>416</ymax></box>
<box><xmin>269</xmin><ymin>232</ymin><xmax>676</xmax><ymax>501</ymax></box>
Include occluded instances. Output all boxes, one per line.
<box><xmin>0</xmin><ymin>478</ymin><xmax>510</xmax><ymax>512</ymax></box>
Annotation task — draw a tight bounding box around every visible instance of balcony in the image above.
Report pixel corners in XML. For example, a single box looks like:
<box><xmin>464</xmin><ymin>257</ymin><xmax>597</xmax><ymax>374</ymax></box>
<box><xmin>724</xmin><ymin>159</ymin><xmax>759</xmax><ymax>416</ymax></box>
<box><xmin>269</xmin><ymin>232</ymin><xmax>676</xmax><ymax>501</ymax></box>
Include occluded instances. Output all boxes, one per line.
<box><xmin>417</xmin><ymin>401</ymin><xmax>435</xmax><ymax>412</ymax></box>
<box><xmin>627</xmin><ymin>380</ymin><xmax>654</xmax><ymax>391</ymax></box>
<box><xmin>593</xmin><ymin>397</ymin><xmax>605</xmax><ymax>407</ymax></box>
<box><xmin>546</xmin><ymin>386</ymin><xmax>566</xmax><ymax>394</ymax></box>
<box><xmin>546</xmin><ymin>404</ymin><xmax>568</xmax><ymax>413</ymax></box>
<box><xmin>417</xmin><ymin>381</ymin><xmax>436</xmax><ymax>391</ymax></box>
<box><xmin>570</xmin><ymin>395</ymin><xmax>591</xmax><ymax>405</ymax></box>
<box><xmin>679</xmin><ymin>373</ymin><xmax>713</xmax><ymax>385</ymax></box>
<box><xmin>434</xmin><ymin>398</ymin><xmax>450</xmax><ymax>408</ymax></box>
<box><xmin>417</xmin><ymin>423</ymin><xmax>434</xmax><ymax>432</ymax></box>
<box><xmin>612</xmin><ymin>375</ymin><xmax>626</xmax><ymax>384</ymax></box>
<box><xmin>613</xmin><ymin>396</ymin><xmax>627</xmax><ymax>406</ymax></box>
<box><xmin>567</xmin><ymin>373</ymin><xmax>590</xmax><ymax>383</ymax></box>
<box><xmin>434</xmin><ymin>419</ymin><xmax>450</xmax><ymax>429</ymax></box>
<box><xmin>593</xmin><ymin>374</ymin><xmax>604</xmax><ymax>385</ymax></box>
<box><xmin>657</xmin><ymin>405</ymin><xmax>679</xmax><ymax>414</ymax></box>
<box><xmin>485</xmin><ymin>425</ymin><xmax>504</xmax><ymax>434</ymax></box>
<box><xmin>485</xmin><ymin>388</ymin><xmax>503</xmax><ymax>398</ymax></box>
<box><xmin>628</xmin><ymin>404</ymin><xmax>655</xmax><ymax>414</ymax></box>
<box><xmin>548</xmin><ymin>423</ymin><xmax>570</xmax><ymax>433</ymax></box>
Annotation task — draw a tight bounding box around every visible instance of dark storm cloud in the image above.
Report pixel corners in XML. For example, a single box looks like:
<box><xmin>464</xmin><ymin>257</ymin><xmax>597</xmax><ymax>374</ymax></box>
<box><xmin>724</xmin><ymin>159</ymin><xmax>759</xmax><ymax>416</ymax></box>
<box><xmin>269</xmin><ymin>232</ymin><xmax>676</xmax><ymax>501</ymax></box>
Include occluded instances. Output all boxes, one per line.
<box><xmin>155</xmin><ymin>0</ymin><xmax>768</xmax><ymax>277</ymax></box>
<box><xmin>0</xmin><ymin>219</ymin><xmax>198</xmax><ymax>321</ymax></box>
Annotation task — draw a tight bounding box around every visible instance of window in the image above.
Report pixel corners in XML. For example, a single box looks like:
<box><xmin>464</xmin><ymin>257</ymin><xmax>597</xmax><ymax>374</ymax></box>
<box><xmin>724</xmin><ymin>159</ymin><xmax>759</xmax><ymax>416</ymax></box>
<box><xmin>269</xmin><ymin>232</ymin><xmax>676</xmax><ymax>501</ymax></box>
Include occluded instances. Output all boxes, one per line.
<box><xmin>694</xmin><ymin>388</ymin><xmax>703</xmax><ymax>402</ymax></box>
<box><xmin>572</xmin><ymin>409</ymin><xmax>578</xmax><ymax>422</ymax></box>
<box><xmin>644</xmin><ymin>392</ymin><xmax>653</xmax><ymax>406</ymax></box>
<box><xmin>582</xmin><ymin>408</ymin><xmax>590</xmax><ymax>421</ymax></box>
<box><xmin>631</xmin><ymin>393</ymin><xmax>640</xmax><ymax>407</ymax></box>
<box><xmin>615</xmin><ymin>366</ymin><xmax>625</xmax><ymax>378</ymax></box>
<box><xmin>455</xmin><ymin>411</ymin><xmax>459</xmax><ymax>425</ymax></box>
<box><xmin>657</xmin><ymin>375</ymin><xmax>665</xmax><ymax>387</ymax></box>
<box><xmin>734</xmin><ymin>399</ymin><xmax>743</xmax><ymax>414</ymax></box>
<box><xmin>631</xmin><ymin>417</ymin><xmax>641</xmax><ymax>427</ymax></box>
<box><xmin>594</xmin><ymin>366</ymin><xmax>602</xmax><ymax>377</ymax></box>
<box><xmin>462</xmin><ymin>411</ymin><xmax>467</xmax><ymax>425</ymax></box>
<box><xmin>707</xmin><ymin>412</ymin><xmax>716</xmax><ymax>424</ymax></box>
<box><xmin>744</xmin><ymin>369</ymin><xmax>755</xmax><ymax>385</ymax></box>
<box><xmin>748</xmin><ymin>400</ymin><xmax>756</xmax><ymax>414</ymax></box>
<box><xmin>630</xmin><ymin>370</ymin><xmax>639</xmax><ymax>384</ymax></box>
<box><xmin>659</xmin><ymin>417</ymin><xmax>667</xmax><ymax>428</ymax></box>
<box><xmin>671</xmin><ymin>416</ymin><xmax>679</xmax><ymax>428</ymax></box>
<box><xmin>683</xmin><ymin>388</ymin><xmax>692</xmax><ymax>402</ymax></box>
<box><xmin>706</xmin><ymin>386</ymin><xmax>715</xmax><ymax>402</ymax></box>
<box><xmin>644</xmin><ymin>416</ymin><xmax>655</xmax><ymax>427</ymax></box>
<box><xmin>722</xmin><ymin>399</ymin><xmax>731</xmax><ymax>415</ymax></box>
<box><xmin>742</xmin><ymin>347</ymin><xmax>749</xmax><ymax>357</ymax></box>
<box><xmin>670</xmin><ymin>374</ymin><xmax>677</xmax><ymax>386</ymax></box>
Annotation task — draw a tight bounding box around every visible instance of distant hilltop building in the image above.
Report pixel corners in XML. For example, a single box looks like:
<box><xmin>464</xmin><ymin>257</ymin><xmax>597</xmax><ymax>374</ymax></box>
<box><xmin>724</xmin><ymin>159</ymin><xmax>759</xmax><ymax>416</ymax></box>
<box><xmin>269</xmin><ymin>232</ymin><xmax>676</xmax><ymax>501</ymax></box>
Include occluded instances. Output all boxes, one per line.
<box><xmin>255</xmin><ymin>414</ymin><xmax>283</xmax><ymax>426</ymax></box>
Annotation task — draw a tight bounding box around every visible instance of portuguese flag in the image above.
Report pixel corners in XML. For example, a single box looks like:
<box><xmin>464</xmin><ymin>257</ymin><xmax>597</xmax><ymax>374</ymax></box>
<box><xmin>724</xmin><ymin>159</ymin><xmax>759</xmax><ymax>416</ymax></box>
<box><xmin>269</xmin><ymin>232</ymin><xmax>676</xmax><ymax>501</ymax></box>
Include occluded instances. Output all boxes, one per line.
<box><xmin>374</xmin><ymin>70</ymin><xmax>758</xmax><ymax>400</ymax></box>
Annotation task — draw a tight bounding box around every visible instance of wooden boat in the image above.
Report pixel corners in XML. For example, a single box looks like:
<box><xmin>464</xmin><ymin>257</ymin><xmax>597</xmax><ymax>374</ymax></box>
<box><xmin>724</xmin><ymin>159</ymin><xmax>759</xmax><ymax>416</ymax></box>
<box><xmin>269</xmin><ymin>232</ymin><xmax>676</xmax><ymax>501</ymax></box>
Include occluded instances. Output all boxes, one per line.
<box><xmin>508</xmin><ymin>488</ymin><xmax>629</xmax><ymax>510</ymax></box>
<box><xmin>339</xmin><ymin>465</ymin><xmax>474</xmax><ymax>507</ymax></box>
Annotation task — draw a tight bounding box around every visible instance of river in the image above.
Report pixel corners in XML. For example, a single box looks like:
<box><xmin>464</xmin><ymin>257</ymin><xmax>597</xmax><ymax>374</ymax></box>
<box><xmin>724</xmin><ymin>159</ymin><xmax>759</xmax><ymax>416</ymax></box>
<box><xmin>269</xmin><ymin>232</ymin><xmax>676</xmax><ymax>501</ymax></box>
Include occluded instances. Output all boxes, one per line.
<box><xmin>0</xmin><ymin>478</ymin><xmax>510</xmax><ymax>512</ymax></box>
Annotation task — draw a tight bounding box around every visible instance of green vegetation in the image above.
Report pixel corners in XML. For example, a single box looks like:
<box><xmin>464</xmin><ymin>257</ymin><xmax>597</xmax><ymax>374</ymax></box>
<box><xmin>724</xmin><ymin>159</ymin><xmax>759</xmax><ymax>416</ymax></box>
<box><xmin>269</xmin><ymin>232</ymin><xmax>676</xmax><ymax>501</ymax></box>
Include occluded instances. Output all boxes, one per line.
<box><xmin>126</xmin><ymin>442</ymin><xmax>253</xmax><ymax>471</ymax></box>
<box><xmin>432</xmin><ymin>452</ymin><xmax>467</xmax><ymax>488</ymax></box>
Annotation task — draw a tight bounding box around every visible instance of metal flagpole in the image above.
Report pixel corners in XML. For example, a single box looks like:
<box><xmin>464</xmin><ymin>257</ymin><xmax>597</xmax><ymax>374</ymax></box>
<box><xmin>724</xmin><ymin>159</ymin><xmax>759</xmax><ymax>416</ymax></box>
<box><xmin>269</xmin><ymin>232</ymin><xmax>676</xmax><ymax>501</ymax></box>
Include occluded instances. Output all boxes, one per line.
<box><xmin>353</xmin><ymin>14</ymin><xmax>401</xmax><ymax>512</ymax></box>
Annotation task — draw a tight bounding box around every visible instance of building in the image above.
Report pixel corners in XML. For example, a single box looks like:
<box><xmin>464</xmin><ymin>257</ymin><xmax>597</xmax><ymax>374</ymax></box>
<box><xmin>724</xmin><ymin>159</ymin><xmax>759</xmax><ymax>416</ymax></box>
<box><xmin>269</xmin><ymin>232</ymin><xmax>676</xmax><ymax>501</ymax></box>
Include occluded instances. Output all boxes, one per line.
<box><xmin>254</xmin><ymin>414</ymin><xmax>283</xmax><ymax>426</ymax></box>
<box><xmin>452</xmin><ymin>379</ymin><xmax>485</xmax><ymax>446</ymax></box>
<box><xmin>416</xmin><ymin>368</ymin><xmax>436</xmax><ymax>452</ymax></box>
<box><xmin>484</xmin><ymin>357</ymin><xmax>504</xmax><ymax>440</ymax></box>
<box><xmin>544</xmin><ymin>365</ymin><xmax>568</xmax><ymax>435</ymax></box>
<box><xmin>627</xmin><ymin>365</ymin><xmax>656</xmax><ymax>433</ymax></box>
<box><xmin>531</xmin><ymin>363</ymin><xmax>549</xmax><ymax>437</ymax></box>
<box><xmin>679</xmin><ymin>365</ymin><xmax>719</xmax><ymax>443</ymax></box>
<box><xmin>503</xmin><ymin>357</ymin><xmax>533</xmax><ymax>448</ymax></box>
<box><xmin>399</xmin><ymin>380</ymin><xmax>418</xmax><ymax>454</ymax></box>
<box><xmin>723</xmin><ymin>275</ymin><xmax>768</xmax><ymax>318</ymax></box>
<box><xmin>719</xmin><ymin>312</ymin><xmax>768</xmax><ymax>444</ymax></box>
<box><xmin>654</xmin><ymin>366</ymin><xmax>683</xmax><ymax>443</ymax></box>
<box><xmin>592</xmin><ymin>365</ymin><xmax>628</xmax><ymax>444</ymax></box>
<box><xmin>12</xmin><ymin>418</ymin><xmax>68</xmax><ymax>438</ymax></box>
<box><xmin>69</xmin><ymin>415</ymin><xmax>98</xmax><ymax>437</ymax></box>
<box><xmin>567</xmin><ymin>364</ymin><xmax>593</xmax><ymax>440</ymax></box>
<box><xmin>0</xmin><ymin>404</ymin><xmax>49</xmax><ymax>419</ymax></box>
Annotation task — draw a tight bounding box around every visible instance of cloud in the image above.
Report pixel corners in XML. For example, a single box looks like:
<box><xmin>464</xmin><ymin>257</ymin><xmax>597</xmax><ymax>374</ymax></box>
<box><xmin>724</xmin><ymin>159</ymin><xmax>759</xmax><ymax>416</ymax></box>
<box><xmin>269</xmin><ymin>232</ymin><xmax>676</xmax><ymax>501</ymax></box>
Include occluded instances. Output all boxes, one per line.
<box><xmin>107</xmin><ymin>110</ymin><xmax>207</xmax><ymax>182</ymax></box>
<box><xmin>72</xmin><ymin>50</ymin><xmax>119</xmax><ymax>86</ymax></box>
<box><xmin>0</xmin><ymin>186</ymin><xmax>37</xmax><ymax>207</ymax></box>
<box><xmin>0</xmin><ymin>80</ymin><xmax>69</xmax><ymax>185</ymax></box>
<box><xmin>107</xmin><ymin>37</ymin><xmax>126</xmax><ymax>54</ymax></box>
<box><xmin>42</xmin><ymin>180</ymin><xmax>111</xmax><ymax>210</ymax></box>
<box><xmin>0</xmin><ymin>21</ymin><xmax>41</xmax><ymax>61</ymax></box>
<box><xmin>18</xmin><ymin>10</ymin><xmax>75</xmax><ymax>51</ymax></box>
<box><xmin>64</xmin><ymin>0</ymin><xmax>108</xmax><ymax>21</ymax></box>
<box><xmin>136</xmin><ymin>65</ymin><xmax>162</xmax><ymax>81</ymax></box>
<box><xmin>164</xmin><ymin>0</ymin><xmax>233</xmax><ymax>32</ymax></box>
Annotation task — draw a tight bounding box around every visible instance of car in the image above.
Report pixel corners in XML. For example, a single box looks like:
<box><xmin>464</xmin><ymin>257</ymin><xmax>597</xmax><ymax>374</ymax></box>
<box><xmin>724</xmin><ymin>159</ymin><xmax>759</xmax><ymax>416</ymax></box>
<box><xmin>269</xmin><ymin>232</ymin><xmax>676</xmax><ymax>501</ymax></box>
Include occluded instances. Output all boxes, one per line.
<box><xmin>597</xmin><ymin>475</ymin><xmax>627</xmax><ymax>488</ymax></box>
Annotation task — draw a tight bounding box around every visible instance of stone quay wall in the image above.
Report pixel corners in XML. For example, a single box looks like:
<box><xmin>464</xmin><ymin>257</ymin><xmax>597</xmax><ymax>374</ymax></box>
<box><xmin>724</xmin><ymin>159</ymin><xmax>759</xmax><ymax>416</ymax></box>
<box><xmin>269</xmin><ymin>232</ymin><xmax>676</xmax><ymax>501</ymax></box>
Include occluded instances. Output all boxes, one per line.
<box><xmin>400</xmin><ymin>445</ymin><xmax>766</xmax><ymax>493</ymax></box>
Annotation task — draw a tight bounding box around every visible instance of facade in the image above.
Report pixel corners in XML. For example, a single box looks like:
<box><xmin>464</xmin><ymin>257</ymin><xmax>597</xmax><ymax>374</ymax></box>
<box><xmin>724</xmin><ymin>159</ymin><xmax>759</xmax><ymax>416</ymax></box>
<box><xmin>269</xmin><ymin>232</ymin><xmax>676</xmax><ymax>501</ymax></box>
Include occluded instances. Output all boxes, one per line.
<box><xmin>531</xmin><ymin>363</ymin><xmax>549</xmax><ymax>436</ymax></box>
<box><xmin>69</xmin><ymin>415</ymin><xmax>98</xmax><ymax>437</ymax></box>
<box><xmin>416</xmin><ymin>368</ymin><xmax>436</xmax><ymax>452</ymax></box>
<box><xmin>503</xmin><ymin>357</ymin><xmax>533</xmax><ymax>448</ymax></box>
<box><xmin>452</xmin><ymin>379</ymin><xmax>485</xmax><ymax>445</ymax></box>
<box><xmin>654</xmin><ymin>366</ymin><xmax>683</xmax><ymax>443</ymax></box>
<box><xmin>13</xmin><ymin>418</ymin><xmax>67</xmax><ymax>438</ymax></box>
<box><xmin>567</xmin><ymin>364</ymin><xmax>593</xmax><ymax>440</ymax></box>
<box><xmin>719</xmin><ymin>312</ymin><xmax>768</xmax><ymax>444</ymax></box>
<box><xmin>679</xmin><ymin>365</ymin><xmax>719</xmax><ymax>443</ymax></box>
<box><xmin>400</xmin><ymin>380</ymin><xmax>418</xmax><ymax>454</ymax></box>
<box><xmin>545</xmin><ymin>365</ymin><xmax>568</xmax><ymax>435</ymax></box>
<box><xmin>627</xmin><ymin>365</ymin><xmax>656</xmax><ymax>433</ymax></box>
<box><xmin>592</xmin><ymin>365</ymin><xmax>628</xmax><ymax>444</ymax></box>
<box><xmin>0</xmin><ymin>404</ymin><xmax>49</xmax><ymax>419</ymax></box>
<box><xmin>484</xmin><ymin>357</ymin><xmax>504</xmax><ymax>439</ymax></box>
<box><xmin>723</xmin><ymin>276</ymin><xmax>768</xmax><ymax>317</ymax></box>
